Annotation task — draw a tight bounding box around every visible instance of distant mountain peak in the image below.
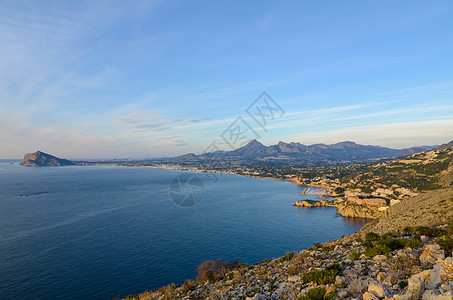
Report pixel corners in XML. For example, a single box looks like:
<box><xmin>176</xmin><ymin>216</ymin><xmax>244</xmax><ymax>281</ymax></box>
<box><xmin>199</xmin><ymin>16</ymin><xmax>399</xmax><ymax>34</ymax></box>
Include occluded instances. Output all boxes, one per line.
<box><xmin>246</xmin><ymin>139</ymin><xmax>264</xmax><ymax>147</ymax></box>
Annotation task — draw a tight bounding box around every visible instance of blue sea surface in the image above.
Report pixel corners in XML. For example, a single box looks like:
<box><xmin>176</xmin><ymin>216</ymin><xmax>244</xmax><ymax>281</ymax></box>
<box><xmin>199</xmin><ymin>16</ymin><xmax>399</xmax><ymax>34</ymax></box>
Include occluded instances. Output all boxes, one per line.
<box><xmin>0</xmin><ymin>162</ymin><xmax>366</xmax><ymax>299</ymax></box>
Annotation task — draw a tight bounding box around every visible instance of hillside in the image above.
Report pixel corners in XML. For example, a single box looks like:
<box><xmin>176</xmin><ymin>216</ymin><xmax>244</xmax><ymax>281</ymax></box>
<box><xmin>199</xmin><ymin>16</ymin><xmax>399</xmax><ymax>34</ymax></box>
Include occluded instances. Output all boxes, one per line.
<box><xmin>20</xmin><ymin>151</ymin><xmax>74</xmax><ymax>167</ymax></box>
<box><xmin>434</xmin><ymin>140</ymin><xmax>453</xmax><ymax>151</ymax></box>
<box><xmin>298</xmin><ymin>146</ymin><xmax>453</xmax><ymax>200</ymax></box>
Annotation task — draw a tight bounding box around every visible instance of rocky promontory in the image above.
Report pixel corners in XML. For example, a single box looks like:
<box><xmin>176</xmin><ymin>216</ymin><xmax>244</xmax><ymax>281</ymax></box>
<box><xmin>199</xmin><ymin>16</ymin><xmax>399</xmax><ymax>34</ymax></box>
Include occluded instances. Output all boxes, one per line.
<box><xmin>20</xmin><ymin>151</ymin><xmax>74</xmax><ymax>167</ymax></box>
<box><xmin>293</xmin><ymin>199</ymin><xmax>385</xmax><ymax>219</ymax></box>
<box><xmin>291</xmin><ymin>199</ymin><xmax>335</xmax><ymax>207</ymax></box>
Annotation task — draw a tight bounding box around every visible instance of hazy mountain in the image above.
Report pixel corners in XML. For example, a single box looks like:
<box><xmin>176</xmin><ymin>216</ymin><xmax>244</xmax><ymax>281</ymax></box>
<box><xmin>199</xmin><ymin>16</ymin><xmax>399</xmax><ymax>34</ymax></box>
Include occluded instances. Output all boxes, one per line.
<box><xmin>434</xmin><ymin>140</ymin><xmax>453</xmax><ymax>151</ymax></box>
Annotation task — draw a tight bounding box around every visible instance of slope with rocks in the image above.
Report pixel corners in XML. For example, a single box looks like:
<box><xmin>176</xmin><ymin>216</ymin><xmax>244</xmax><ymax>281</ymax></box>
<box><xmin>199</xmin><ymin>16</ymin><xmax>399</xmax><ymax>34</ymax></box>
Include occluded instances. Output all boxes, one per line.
<box><xmin>128</xmin><ymin>191</ymin><xmax>453</xmax><ymax>299</ymax></box>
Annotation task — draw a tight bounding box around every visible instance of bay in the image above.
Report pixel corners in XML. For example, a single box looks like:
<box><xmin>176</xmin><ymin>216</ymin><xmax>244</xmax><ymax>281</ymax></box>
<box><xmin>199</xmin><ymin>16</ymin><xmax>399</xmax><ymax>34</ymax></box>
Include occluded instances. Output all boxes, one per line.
<box><xmin>0</xmin><ymin>162</ymin><xmax>366</xmax><ymax>299</ymax></box>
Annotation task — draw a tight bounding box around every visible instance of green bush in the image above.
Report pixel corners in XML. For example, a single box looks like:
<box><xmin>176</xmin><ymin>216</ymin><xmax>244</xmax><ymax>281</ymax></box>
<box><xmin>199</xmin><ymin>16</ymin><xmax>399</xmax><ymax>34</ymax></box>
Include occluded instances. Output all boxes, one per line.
<box><xmin>277</xmin><ymin>252</ymin><xmax>295</xmax><ymax>263</ymax></box>
<box><xmin>403</xmin><ymin>237</ymin><xmax>423</xmax><ymax>249</ymax></box>
<box><xmin>300</xmin><ymin>264</ymin><xmax>342</xmax><ymax>285</ymax></box>
<box><xmin>322</xmin><ymin>245</ymin><xmax>335</xmax><ymax>253</ymax></box>
<box><xmin>398</xmin><ymin>280</ymin><xmax>408</xmax><ymax>289</ymax></box>
<box><xmin>349</xmin><ymin>250</ymin><xmax>361</xmax><ymax>260</ymax></box>
<box><xmin>362</xmin><ymin>233</ymin><xmax>406</xmax><ymax>257</ymax></box>
<box><xmin>298</xmin><ymin>287</ymin><xmax>337</xmax><ymax>300</ymax></box>
<box><xmin>310</xmin><ymin>243</ymin><xmax>323</xmax><ymax>251</ymax></box>
<box><xmin>438</xmin><ymin>236</ymin><xmax>453</xmax><ymax>254</ymax></box>
<box><xmin>364</xmin><ymin>243</ymin><xmax>391</xmax><ymax>257</ymax></box>
<box><xmin>365</xmin><ymin>232</ymin><xmax>380</xmax><ymax>242</ymax></box>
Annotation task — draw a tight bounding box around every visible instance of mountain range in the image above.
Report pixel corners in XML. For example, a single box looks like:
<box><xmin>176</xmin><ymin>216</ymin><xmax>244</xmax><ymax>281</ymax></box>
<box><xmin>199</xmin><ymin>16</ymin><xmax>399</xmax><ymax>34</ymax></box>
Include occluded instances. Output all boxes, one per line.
<box><xmin>173</xmin><ymin>139</ymin><xmax>436</xmax><ymax>164</ymax></box>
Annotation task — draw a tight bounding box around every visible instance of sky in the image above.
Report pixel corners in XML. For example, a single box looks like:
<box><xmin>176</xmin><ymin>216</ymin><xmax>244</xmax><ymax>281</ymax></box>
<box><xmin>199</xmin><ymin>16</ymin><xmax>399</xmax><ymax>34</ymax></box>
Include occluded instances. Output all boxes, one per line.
<box><xmin>0</xmin><ymin>0</ymin><xmax>452</xmax><ymax>159</ymax></box>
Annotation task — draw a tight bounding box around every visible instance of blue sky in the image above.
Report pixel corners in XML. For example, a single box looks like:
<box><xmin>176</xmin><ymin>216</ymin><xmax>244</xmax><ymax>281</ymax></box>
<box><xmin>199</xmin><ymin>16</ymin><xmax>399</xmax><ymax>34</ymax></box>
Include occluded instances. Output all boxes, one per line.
<box><xmin>0</xmin><ymin>0</ymin><xmax>452</xmax><ymax>159</ymax></box>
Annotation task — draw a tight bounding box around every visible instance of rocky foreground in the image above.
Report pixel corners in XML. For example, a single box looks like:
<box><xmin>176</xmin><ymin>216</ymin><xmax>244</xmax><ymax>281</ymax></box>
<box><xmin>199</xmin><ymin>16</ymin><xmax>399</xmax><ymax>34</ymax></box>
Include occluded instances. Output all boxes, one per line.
<box><xmin>128</xmin><ymin>188</ymin><xmax>453</xmax><ymax>300</ymax></box>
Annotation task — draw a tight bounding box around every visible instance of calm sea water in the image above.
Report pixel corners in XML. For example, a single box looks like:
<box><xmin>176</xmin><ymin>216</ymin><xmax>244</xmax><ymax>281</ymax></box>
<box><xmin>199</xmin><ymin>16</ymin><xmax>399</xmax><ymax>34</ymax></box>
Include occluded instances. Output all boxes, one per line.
<box><xmin>0</xmin><ymin>161</ymin><xmax>366</xmax><ymax>299</ymax></box>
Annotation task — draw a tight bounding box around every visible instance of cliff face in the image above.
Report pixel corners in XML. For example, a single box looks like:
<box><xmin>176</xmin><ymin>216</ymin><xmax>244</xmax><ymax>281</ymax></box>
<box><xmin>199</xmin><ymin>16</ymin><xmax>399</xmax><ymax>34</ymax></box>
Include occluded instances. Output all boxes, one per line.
<box><xmin>20</xmin><ymin>151</ymin><xmax>74</xmax><ymax>167</ymax></box>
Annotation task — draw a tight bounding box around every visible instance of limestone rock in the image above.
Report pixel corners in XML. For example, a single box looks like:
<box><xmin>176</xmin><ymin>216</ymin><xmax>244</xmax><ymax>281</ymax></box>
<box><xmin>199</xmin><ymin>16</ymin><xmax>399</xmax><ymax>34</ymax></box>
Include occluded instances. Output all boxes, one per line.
<box><xmin>363</xmin><ymin>292</ymin><xmax>380</xmax><ymax>300</ymax></box>
<box><xmin>420</xmin><ymin>245</ymin><xmax>445</xmax><ymax>268</ymax></box>
<box><xmin>407</xmin><ymin>272</ymin><xmax>426</xmax><ymax>300</ymax></box>
<box><xmin>441</xmin><ymin>257</ymin><xmax>453</xmax><ymax>282</ymax></box>
<box><xmin>368</xmin><ymin>282</ymin><xmax>389</xmax><ymax>299</ymax></box>
<box><xmin>421</xmin><ymin>290</ymin><xmax>453</xmax><ymax>300</ymax></box>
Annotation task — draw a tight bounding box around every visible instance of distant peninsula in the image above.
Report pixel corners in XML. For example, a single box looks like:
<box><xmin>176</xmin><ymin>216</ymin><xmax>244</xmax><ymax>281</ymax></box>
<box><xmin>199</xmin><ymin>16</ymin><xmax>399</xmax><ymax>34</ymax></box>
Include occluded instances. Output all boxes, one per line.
<box><xmin>20</xmin><ymin>151</ymin><xmax>74</xmax><ymax>167</ymax></box>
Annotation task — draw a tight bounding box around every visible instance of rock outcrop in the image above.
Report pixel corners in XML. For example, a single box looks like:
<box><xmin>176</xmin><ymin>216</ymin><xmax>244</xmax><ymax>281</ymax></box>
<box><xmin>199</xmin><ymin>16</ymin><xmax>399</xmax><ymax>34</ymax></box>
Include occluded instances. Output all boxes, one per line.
<box><xmin>293</xmin><ymin>198</ymin><xmax>385</xmax><ymax>219</ymax></box>
<box><xmin>291</xmin><ymin>199</ymin><xmax>334</xmax><ymax>207</ymax></box>
<box><xmin>20</xmin><ymin>151</ymin><xmax>74</xmax><ymax>167</ymax></box>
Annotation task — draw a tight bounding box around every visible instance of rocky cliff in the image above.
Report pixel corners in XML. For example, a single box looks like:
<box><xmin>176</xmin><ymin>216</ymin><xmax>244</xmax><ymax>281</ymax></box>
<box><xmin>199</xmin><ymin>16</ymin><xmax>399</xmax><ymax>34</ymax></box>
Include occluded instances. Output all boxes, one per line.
<box><xmin>20</xmin><ymin>151</ymin><xmax>74</xmax><ymax>167</ymax></box>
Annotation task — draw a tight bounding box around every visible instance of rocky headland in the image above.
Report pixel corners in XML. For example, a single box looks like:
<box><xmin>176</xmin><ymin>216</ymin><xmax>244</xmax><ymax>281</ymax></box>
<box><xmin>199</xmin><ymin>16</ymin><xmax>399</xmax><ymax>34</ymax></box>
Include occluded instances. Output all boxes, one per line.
<box><xmin>292</xmin><ymin>199</ymin><xmax>385</xmax><ymax>219</ymax></box>
<box><xmin>20</xmin><ymin>151</ymin><xmax>74</xmax><ymax>167</ymax></box>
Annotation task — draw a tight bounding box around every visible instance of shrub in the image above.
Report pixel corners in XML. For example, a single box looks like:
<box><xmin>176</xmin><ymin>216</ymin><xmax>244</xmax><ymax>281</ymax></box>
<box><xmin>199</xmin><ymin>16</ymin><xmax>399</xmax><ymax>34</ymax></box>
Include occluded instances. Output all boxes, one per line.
<box><xmin>403</xmin><ymin>237</ymin><xmax>423</xmax><ymax>249</ymax></box>
<box><xmin>181</xmin><ymin>279</ymin><xmax>196</xmax><ymax>292</ymax></box>
<box><xmin>289</xmin><ymin>253</ymin><xmax>305</xmax><ymax>275</ymax></box>
<box><xmin>364</xmin><ymin>243</ymin><xmax>391</xmax><ymax>257</ymax></box>
<box><xmin>362</xmin><ymin>233</ymin><xmax>406</xmax><ymax>257</ymax></box>
<box><xmin>278</xmin><ymin>252</ymin><xmax>295</xmax><ymax>263</ymax></box>
<box><xmin>365</xmin><ymin>232</ymin><xmax>380</xmax><ymax>242</ymax></box>
<box><xmin>398</xmin><ymin>280</ymin><xmax>408</xmax><ymax>289</ymax></box>
<box><xmin>300</xmin><ymin>264</ymin><xmax>342</xmax><ymax>285</ymax></box>
<box><xmin>349</xmin><ymin>250</ymin><xmax>361</xmax><ymax>260</ymax></box>
<box><xmin>298</xmin><ymin>287</ymin><xmax>337</xmax><ymax>300</ymax></box>
<box><xmin>406</xmin><ymin>225</ymin><xmax>447</xmax><ymax>237</ymax></box>
<box><xmin>235</xmin><ymin>263</ymin><xmax>248</xmax><ymax>269</ymax></box>
<box><xmin>322</xmin><ymin>245</ymin><xmax>335</xmax><ymax>253</ymax></box>
<box><xmin>438</xmin><ymin>236</ymin><xmax>453</xmax><ymax>255</ymax></box>
<box><xmin>195</xmin><ymin>259</ymin><xmax>238</xmax><ymax>283</ymax></box>
<box><xmin>310</xmin><ymin>243</ymin><xmax>323</xmax><ymax>251</ymax></box>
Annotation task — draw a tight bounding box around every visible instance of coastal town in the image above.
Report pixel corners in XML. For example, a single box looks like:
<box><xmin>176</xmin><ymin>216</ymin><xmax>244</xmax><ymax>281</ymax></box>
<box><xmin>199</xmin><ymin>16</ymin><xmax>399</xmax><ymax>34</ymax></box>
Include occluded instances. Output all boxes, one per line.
<box><xmin>79</xmin><ymin>146</ymin><xmax>453</xmax><ymax>220</ymax></box>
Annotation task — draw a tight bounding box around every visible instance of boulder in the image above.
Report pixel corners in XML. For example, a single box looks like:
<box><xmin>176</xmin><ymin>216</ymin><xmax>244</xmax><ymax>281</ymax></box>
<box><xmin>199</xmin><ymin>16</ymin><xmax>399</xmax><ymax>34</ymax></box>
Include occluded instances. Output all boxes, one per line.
<box><xmin>368</xmin><ymin>282</ymin><xmax>389</xmax><ymax>299</ymax></box>
<box><xmin>363</xmin><ymin>292</ymin><xmax>380</xmax><ymax>300</ymax></box>
<box><xmin>407</xmin><ymin>272</ymin><xmax>427</xmax><ymax>300</ymax></box>
<box><xmin>421</xmin><ymin>290</ymin><xmax>453</xmax><ymax>300</ymax></box>
<box><xmin>377</xmin><ymin>272</ymin><xmax>386</xmax><ymax>283</ymax></box>
<box><xmin>441</xmin><ymin>257</ymin><xmax>453</xmax><ymax>282</ymax></box>
<box><xmin>382</xmin><ymin>275</ymin><xmax>397</xmax><ymax>288</ymax></box>
<box><xmin>427</xmin><ymin>263</ymin><xmax>443</xmax><ymax>288</ymax></box>
<box><xmin>420</xmin><ymin>245</ymin><xmax>445</xmax><ymax>268</ymax></box>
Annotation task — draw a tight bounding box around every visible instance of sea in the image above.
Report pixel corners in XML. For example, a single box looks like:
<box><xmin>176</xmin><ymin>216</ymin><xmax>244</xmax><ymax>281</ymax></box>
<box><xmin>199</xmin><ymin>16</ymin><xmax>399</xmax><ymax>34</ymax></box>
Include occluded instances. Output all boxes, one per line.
<box><xmin>0</xmin><ymin>160</ymin><xmax>367</xmax><ymax>299</ymax></box>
